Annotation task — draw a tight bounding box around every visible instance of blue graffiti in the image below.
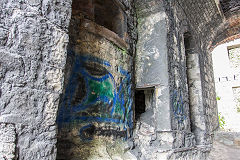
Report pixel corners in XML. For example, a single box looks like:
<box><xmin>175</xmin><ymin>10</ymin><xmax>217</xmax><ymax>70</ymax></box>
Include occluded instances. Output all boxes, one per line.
<box><xmin>172</xmin><ymin>90</ymin><xmax>186</xmax><ymax>123</ymax></box>
<box><xmin>57</xmin><ymin>51</ymin><xmax>133</xmax><ymax>140</ymax></box>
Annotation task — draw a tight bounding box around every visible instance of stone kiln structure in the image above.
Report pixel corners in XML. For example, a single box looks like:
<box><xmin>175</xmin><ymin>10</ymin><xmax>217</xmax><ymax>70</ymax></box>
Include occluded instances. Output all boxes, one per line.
<box><xmin>0</xmin><ymin>0</ymin><xmax>239</xmax><ymax>159</ymax></box>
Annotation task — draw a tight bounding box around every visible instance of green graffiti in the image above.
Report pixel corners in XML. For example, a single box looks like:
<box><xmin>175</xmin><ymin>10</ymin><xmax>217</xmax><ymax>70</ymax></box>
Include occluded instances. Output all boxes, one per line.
<box><xmin>87</xmin><ymin>79</ymin><xmax>114</xmax><ymax>103</ymax></box>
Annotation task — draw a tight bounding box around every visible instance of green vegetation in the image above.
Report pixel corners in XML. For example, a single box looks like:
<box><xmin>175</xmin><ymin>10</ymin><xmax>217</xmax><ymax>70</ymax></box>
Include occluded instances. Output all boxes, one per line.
<box><xmin>218</xmin><ymin>112</ymin><xmax>225</xmax><ymax>129</ymax></box>
<box><xmin>116</xmin><ymin>46</ymin><xmax>127</xmax><ymax>55</ymax></box>
<box><xmin>237</xmin><ymin>106</ymin><xmax>240</xmax><ymax>113</ymax></box>
<box><xmin>216</xmin><ymin>96</ymin><xmax>221</xmax><ymax>101</ymax></box>
<box><xmin>113</xmin><ymin>43</ymin><xmax>128</xmax><ymax>55</ymax></box>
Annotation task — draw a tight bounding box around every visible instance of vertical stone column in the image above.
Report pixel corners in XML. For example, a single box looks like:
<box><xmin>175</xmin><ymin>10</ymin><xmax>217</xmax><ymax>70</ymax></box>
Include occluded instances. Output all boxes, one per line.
<box><xmin>56</xmin><ymin>2</ymin><xmax>134</xmax><ymax>159</ymax></box>
<box><xmin>133</xmin><ymin>1</ymin><xmax>175</xmax><ymax>159</ymax></box>
<box><xmin>186</xmin><ymin>53</ymin><xmax>207</xmax><ymax>145</ymax></box>
<box><xmin>184</xmin><ymin>33</ymin><xmax>207</xmax><ymax>145</ymax></box>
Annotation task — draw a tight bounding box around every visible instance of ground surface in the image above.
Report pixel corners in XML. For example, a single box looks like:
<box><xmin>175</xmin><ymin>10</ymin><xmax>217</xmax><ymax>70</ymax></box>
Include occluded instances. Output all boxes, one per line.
<box><xmin>209</xmin><ymin>132</ymin><xmax>240</xmax><ymax>160</ymax></box>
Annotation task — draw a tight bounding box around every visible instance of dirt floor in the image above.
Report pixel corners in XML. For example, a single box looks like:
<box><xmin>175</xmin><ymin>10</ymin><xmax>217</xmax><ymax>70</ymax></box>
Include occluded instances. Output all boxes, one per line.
<box><xmin>209</xmin><ymin>137</ymin><xmax>240</xmax><ymax>160</ymax></box>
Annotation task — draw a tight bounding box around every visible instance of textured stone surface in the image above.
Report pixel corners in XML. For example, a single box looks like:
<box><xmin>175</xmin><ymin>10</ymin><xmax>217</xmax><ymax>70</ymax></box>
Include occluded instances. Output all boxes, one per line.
<box><xmin>165</xmin><ymin>0</ymin><xmax>219</xmax><ymax>146</ymax></box>
<box><xmin>0</xmin><ymin>0</ymin><xmax>70</xmax><ymax>159</ymax></box>
<box><xmin>209</xmin><ymin>131</ymin><xmax>240</xmax><ymax>160</ymax></box>
<box><xmin>135</xmin><ymin>9</ymin><xmax>169</xmax><ymax>87</ymax></box>
<box><xmin>0</xmin><ymin>123</ymin><xmax>16</xmax><ymax>160</ymax></box>
<box><xmin>57</xmin><ymin>31</ymin><xmax>134</xmax><ymax>159</ymax></box>
<box><xmin>220</xmin><ymin>0</ymin><xmax>240</xmax><ymax>16</ymax></box>
<box><xmin>0</xmin><ymin>0</ymin><xmax>237</xmax><ymax>159</ymax></box>
<box><xmin>135</xmin><ymin>0</ymin><xmax>171</xmax><ymax>132</ymax></box>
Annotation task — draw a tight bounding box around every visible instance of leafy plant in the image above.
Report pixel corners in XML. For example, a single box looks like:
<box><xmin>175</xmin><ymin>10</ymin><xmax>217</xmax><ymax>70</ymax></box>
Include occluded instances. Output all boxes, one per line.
<box><xmin>218</xmin><ymin>112</ymin><xmax>225</xmax><ymax>129</ymax></box>
<box><xmin>216</xmin><ymin>96</ymin><xmax>221</xmax><ymax>101</ymax></box>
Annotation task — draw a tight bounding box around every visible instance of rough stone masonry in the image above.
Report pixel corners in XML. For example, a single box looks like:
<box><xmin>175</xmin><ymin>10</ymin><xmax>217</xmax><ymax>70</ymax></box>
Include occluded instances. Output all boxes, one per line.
<box><xmin>0</xmin><ymin>0</ymin><xmax>239</xmax><ymax>159</ymax></box>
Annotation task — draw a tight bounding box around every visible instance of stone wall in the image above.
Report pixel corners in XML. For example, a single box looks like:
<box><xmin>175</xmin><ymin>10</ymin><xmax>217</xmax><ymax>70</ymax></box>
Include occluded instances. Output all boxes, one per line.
<box><xmin>166</xmin><ymin>0</ymin><xmax>219</xmax><ymax>154</ymax></box>
<box><xmin>57</xmin><ymin>28</ymin><xmax>134</xmax><ymax>160</ymax></box>
<box><xmin>134</xmin><ymin>0</ymin><xmax>220</xmax><ymax>159</ymax></box>
<box><xmin>0</xmin><ymin>0</ymin><xmax>71</xmax><ymax>159</ymax></box>
<box><xmin>0</xmin><ymin>0</ymin><xmax>227</xmax><ymax>159</ymax></box>
<box><xmin>164</xmin><ymin>0</ymin><xmax>191</xmax><ymax>132</ymax></box>
<box><xmin>133</xmin><ymin>0</ymin><xmax>195</xmax><ymax>159</ymax></box>
<box><xmin>135</xmin><ymin>0</ymin><xmax>171</xmax><ymax>131</ymax></box>
<box><xmin>0</xmin><ymin>123</ymin><xmax>16</xmax><ymax>159</ymax></box>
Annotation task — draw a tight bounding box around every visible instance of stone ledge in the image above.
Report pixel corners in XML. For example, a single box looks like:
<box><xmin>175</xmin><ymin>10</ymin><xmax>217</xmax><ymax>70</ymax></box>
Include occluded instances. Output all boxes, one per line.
<box><xmin>80</xmin><ymin>18</ymin><xmax>129</xmax><ymax>50</ymax></box>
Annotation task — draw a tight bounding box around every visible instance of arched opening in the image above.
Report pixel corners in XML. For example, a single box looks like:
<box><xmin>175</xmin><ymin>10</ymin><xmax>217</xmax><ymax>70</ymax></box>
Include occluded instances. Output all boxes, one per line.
<box><xmin>212</xmin><ymin>38</ymin><xmax>240</xmax><ymax>131</ymax></box>
<box><xmin>208</xmin><ymin>1</ymin><xmax>240</xmax><ymax>154</ymax></box>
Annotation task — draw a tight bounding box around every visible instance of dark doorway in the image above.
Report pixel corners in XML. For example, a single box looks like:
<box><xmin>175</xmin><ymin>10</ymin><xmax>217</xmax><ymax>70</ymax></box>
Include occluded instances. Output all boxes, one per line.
<box><xmin>135</xmin><ymin>90</ymin><xmax>146</xmax><ymax>120</ymax></box>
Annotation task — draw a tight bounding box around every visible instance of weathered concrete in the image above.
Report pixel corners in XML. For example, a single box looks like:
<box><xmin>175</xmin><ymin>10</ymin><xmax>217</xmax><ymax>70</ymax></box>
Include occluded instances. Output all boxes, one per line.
<box><xmin>136</xmin><ymin>0</ymin><xmax>171</xmax><ymax>131</ymax></box>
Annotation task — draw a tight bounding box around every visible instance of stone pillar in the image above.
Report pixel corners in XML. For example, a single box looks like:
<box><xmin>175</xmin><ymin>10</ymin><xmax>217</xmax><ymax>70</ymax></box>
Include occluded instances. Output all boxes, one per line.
<box><xmin>56</xmin><ymin>1</ymin><xmax>134</xmax><ymax>159</ymax></box>
<box><xmin>183</xmin><ymin>32</ymin><xmax>207</xmax><ymax>145</ymax></box>
<box><xmin>186</xmin><ymin>53</ymin><xmax>207</xmax><ymax>145</ymax></box>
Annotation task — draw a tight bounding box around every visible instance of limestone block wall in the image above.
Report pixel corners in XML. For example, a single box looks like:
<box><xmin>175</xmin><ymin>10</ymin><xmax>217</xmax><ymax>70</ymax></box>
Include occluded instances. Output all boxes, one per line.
<box><xmin>164</xmin><ymin>0</ymin><xmax>198</xmax><ymax>156</ymax></box>
<box><xmin>199</xmin><ymin>51</ymin><xmax>218</xmax><ymax>140</ymax></box>
<box><xmin>164</xmin><ymin>1</ymin><xmax>191</xmax><ymax>132</ymax></box>
<box><xmin>0</xmin><ymin>0</ymin><xmax>71</xmax><ymax>159</ymax></box>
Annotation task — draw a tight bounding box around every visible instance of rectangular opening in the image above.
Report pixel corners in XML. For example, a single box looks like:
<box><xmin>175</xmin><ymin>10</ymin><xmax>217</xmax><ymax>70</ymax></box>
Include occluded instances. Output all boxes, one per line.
<box><xmin>134</xmin><ymin>88</ymin><xmax>155</xmax><ymax>122</ymax></box>
<box><xmin>135</xmin><ymin>90</ymin><xmax>146</xmax><ymax>120</ymax></box>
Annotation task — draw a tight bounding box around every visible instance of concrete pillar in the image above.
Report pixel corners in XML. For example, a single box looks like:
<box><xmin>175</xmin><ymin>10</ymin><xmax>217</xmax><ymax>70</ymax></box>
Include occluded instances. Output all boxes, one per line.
<box><xmin>186</xmin><ymin>52</ymin><xmax>207</xmax><ymax>145</ymax></box>
<box><xmin>56</xmin><ymin>1</ymin><xmax>134</xmax><ymax>159</ymax></box>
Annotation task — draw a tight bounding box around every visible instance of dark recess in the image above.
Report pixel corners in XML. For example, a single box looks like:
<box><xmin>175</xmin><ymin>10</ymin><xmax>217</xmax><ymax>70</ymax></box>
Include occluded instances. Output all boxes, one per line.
<box><xmin>135</xmin><ymin>90</ymin><xmax>146</xmax><ymax>120</ymax></box>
